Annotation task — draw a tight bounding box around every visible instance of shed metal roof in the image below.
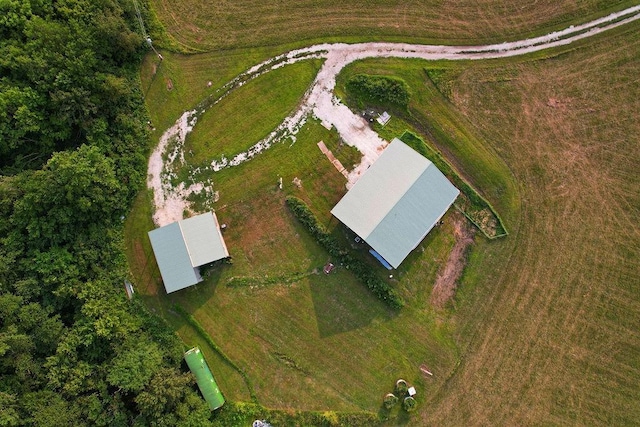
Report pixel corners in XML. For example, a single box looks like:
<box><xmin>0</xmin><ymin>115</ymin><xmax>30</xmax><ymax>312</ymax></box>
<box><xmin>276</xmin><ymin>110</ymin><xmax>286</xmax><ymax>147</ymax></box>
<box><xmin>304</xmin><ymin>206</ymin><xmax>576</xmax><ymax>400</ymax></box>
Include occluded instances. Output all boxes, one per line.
<box><xmin>331</xmin><ymin>138</ymin><xmax>459</xmax><ymax>268</ymax></box>
<box><xmin>148</xmin><ymin>212</ymin><xmax>229</xmax><ymax>294</ymax></box>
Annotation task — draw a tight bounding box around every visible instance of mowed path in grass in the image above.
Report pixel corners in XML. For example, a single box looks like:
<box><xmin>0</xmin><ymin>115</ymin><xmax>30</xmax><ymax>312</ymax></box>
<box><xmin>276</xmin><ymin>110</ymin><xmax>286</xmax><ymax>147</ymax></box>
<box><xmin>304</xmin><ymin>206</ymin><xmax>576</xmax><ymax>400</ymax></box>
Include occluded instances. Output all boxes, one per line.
<box><xmin>153</xmin><ymin>0</ymin><xmax>636</xmax><ymax>51</ymax></box>
<box><xmin>422</xmin><ymin>25</ymin><xmax>640</xmax><ymax>425</ymax></box>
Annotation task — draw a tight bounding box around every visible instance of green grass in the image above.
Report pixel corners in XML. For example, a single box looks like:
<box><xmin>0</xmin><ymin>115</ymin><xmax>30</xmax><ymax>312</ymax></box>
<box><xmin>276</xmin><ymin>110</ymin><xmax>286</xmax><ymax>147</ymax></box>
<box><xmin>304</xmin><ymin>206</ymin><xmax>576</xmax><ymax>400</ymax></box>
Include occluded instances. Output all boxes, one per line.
<box><xmin>129</xmin><ymin>122</ymin><xmax>463</xmax><ymax>412</ymax></box>
<box><xmin>139</xmin><ymin>46</ymin><xmax>294</xmax><ymax>142</ymax></box>
<box><xmin>320</xmin><ymin>131</ymin><xmax>363</xmax><ymax>171</ymax></box>
<box><xmin>183</xmin><ymin>59</ymin><xmax>322</xmax><ymax>165</ymax></box>
<box><xmin>128</xmin><ymin>8</ymin><xmax>640</xmax><ymax>425</ymax></box>
<box><xmin>128</xmin><ymin>57</ymin><xmax>466</xmax><ymax>414</ymax></box>
<box><xmin>149</xmin><ymin>0</ymin><xmax>636</xmax><ymax>52</ymax></box>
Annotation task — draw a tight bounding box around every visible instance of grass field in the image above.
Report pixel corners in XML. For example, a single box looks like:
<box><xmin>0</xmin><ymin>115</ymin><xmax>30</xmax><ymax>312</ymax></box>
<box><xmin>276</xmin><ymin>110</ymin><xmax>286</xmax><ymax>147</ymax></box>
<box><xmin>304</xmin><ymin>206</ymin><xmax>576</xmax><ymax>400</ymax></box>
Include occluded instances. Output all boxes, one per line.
<box><xmin>129</xmin><ymin>53</ymin><xmax>477</xmax><ymax>415</ymax></box>
<box><xmin>129</xmin><ymin>3</ymin><xmax>640</xmax><ymax>425</ymax></box>
<box><xmin>150</xmin><ymin>0</ymin><xmax>634</xmax><ymax>51</ymax></box>
<box><xmin>127</xmin><ymin>117</ymin><xmax>465</xmax><ymax>413</ymax></box>
<box><xmin>420</xmin><ymin>23</ymin><xmax>640</xmax><ymax>425</ymax></box>
<box><xmin>183</xmin><ymin>59</ymin><xmax>322</xmax><ymax>165</ymax></box>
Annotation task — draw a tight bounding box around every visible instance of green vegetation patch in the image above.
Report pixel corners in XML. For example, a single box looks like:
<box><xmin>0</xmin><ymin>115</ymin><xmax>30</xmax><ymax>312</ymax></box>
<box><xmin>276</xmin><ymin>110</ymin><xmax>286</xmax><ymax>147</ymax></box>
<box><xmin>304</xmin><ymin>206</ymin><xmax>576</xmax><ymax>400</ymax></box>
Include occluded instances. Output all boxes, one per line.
<box><xmin>184</xmin><ymin>59</ymin><xmax>323</xmax><ymax>165</ymax></box>
<box><xmin>345</xmin><ymin>73</ymin><xmax>410</xmax><ymax>109</ymax></box>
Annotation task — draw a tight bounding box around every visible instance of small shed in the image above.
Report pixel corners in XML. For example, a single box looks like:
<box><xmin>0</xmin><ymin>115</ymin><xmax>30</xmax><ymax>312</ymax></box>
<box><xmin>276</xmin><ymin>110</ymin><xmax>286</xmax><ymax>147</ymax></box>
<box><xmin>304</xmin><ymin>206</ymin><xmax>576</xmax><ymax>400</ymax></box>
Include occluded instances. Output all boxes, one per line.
<box><xmin>184</xmin><ymin>347</ymin><xmax>225</xmax><ymax>410</ymax></box>
<box><xmin>148</xmin><ymin>212</ymin><xmax>229</xmax><ymax>293</ymax></box>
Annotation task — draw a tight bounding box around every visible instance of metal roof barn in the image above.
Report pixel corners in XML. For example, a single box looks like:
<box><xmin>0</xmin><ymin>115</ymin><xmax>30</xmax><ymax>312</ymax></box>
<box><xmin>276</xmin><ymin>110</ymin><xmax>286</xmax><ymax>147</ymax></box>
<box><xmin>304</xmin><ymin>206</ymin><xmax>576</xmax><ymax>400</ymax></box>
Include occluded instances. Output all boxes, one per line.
<box><xmin>331</xmin><ymin>138</ymin><xmax>459</xmax><ymax>269</ymax></box>
<box><xmin>184</xmin><ymin>347</ymin><xmax>225</xmax><ymax>410</ymax></box>
<box><xmin>148</xmin><ymin>212</ymin><xmax>229</xmax><ymax>293</ymax></box>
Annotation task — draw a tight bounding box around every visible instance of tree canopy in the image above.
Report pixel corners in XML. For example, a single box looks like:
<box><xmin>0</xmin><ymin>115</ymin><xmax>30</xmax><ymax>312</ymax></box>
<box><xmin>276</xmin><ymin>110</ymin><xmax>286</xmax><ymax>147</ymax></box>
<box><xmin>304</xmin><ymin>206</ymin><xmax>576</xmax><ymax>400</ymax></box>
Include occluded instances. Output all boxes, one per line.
<box><xmin>0</xmin><ymin>1</ymin><xmax>212</xmax><ymax>424</ymax></box>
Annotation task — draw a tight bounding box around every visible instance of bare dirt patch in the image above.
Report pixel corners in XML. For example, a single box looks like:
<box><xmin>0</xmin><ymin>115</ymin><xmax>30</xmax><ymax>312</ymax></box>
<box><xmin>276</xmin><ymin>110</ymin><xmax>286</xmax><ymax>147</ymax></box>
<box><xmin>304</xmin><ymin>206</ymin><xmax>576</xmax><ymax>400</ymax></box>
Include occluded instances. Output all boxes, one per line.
<box><xmin>431</xmin><ymin>211</ymin><xmax>475</xmax><ymax>308</ymax></box>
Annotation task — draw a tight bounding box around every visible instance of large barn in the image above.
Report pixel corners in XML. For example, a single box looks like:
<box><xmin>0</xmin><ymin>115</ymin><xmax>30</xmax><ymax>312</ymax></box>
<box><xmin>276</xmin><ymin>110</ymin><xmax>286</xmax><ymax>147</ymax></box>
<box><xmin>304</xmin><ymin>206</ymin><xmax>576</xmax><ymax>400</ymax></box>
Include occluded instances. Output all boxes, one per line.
<box><xmin>148</xmin><ymin>212</ymin><xmax>229</xmax><ymax>293</ymax></box>
<box><xmin>331</xmin><ymin>138</ymin><xmax>459</xmax><ymax>269</ymax></box>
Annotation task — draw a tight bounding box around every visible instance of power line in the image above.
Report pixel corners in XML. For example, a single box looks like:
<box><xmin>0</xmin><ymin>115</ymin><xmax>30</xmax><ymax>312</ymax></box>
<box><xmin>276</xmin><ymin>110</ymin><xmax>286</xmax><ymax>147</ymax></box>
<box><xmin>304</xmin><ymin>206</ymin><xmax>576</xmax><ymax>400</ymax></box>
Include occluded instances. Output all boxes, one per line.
<box><xmin>131</xmin><ymin>0</ymin><xmax>163</xmax><ymax>60</ymax></box>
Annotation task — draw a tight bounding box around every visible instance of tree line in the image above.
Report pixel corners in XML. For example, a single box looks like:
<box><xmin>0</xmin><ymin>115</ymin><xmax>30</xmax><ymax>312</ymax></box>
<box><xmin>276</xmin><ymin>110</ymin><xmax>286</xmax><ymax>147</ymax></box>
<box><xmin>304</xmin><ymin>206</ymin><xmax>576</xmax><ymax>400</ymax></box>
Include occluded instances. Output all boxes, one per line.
<box><xmin>0</xmin><ymin>1</ymin><xmax>211</xmax><ymax>425</ymax></box>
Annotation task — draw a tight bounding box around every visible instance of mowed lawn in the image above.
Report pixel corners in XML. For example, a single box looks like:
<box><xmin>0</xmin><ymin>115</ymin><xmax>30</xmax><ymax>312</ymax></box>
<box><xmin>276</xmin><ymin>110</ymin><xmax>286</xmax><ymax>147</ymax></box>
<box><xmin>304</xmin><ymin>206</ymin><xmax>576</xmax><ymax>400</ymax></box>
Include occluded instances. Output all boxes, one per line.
<box><xmin>420</xmin><ymin>24</ymin><xmax>640</xmax><ymax>425</ymax></box>
<box><xmin>127</xmin><ymin>9</ymin><xmax>640</xmax><ymax>424</ymax></box>
<box><xmin>151</xmin><ymin>0</ymin><xmax>634</xmax><ymax>51</ymax></box>
<box><xmin>184</xmin><ymin>59</ymin><xmax>323</xmax><ymax>165</ymax></box>
<box><xmin>127</xmin><ymin>60</ymin><xmax>464</xmax><ymax>412</ymax></box>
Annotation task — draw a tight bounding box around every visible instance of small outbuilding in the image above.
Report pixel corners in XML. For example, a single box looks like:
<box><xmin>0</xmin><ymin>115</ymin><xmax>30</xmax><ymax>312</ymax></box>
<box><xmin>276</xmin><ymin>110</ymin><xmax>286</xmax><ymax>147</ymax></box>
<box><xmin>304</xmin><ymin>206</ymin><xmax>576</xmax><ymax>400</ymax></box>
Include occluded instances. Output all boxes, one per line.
<box><xmin>148</xmin><ymin>212</ymin><xmax>229</xmax><ymax>293</ymax></box>
<box><xmin>331</xmin><ymin>138</ymin><xmax>459</xmax><ymax>269</ymax></box>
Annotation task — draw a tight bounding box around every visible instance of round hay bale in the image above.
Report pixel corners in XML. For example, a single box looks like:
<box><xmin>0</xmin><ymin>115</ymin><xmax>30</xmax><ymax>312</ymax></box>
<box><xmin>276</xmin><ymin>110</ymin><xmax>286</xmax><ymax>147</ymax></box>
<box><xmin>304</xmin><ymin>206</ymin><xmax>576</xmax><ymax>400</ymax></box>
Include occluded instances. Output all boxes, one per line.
<box><xmin>403</xmin><ymin>396</ymin><xmax>416</xmax><ymax>412</ymax></box>
<box><xmin>395</xmin><ymin>379</ymin><xmax>408</xmax><ymax>395</ymax></box>
<box><xmin>383</xmin><ymin>393</ymin><xmax>398</xmax><ymax>409</ymax></box>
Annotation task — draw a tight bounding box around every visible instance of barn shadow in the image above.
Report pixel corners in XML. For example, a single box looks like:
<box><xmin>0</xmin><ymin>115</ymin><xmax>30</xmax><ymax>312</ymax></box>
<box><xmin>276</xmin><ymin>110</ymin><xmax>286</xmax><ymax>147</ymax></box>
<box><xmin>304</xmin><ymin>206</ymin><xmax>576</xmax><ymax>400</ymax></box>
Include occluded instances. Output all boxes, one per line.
<box><xmin>309</xmin><ymin>269</ymin><xmax>393</xmax><ymax>338</ymax></box>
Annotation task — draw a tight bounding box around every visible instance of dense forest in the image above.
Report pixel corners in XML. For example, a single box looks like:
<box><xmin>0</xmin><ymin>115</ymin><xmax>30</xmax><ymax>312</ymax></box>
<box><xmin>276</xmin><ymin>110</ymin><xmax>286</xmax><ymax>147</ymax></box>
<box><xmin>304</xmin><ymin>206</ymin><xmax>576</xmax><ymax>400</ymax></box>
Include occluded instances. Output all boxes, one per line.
<box><xmin>0</xmin><ymin>1</ymin><xmax>212</xmax><ymax>425</ymax></box>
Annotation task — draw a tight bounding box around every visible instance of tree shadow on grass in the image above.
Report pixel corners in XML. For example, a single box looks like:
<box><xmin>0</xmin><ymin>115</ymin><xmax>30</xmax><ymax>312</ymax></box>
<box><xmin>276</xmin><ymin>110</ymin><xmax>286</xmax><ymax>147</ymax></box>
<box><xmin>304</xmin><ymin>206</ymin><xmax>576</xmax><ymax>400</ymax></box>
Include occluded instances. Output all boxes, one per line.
<box><xmin>309</xmin><ymin>269</ymin><xmax>394</xmax><ymax>338</ymax></box>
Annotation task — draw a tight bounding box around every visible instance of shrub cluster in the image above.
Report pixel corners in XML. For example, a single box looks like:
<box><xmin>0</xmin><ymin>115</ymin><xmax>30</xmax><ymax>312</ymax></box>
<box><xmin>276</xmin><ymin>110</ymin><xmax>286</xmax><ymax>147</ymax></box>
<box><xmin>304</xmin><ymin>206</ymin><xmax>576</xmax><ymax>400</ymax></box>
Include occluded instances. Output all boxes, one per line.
<box><xmin>346</xmin><ymin>74</ymin><xmax>410</xmax><ymax>108</ymax></box>
<box><xmin>286</xmin><ymin>196</ymin><xmax>404</xmax><ymax>309</ymax></box>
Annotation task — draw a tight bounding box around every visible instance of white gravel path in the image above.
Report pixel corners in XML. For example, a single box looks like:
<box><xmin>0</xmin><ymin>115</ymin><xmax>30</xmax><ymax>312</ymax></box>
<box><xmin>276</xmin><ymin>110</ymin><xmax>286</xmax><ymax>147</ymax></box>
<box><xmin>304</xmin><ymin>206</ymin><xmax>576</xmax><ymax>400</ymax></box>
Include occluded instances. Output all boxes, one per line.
<box><xmin>148</xmin><ymin>6</ymin><xmax>640</xmax><ymax>226</ymax></box>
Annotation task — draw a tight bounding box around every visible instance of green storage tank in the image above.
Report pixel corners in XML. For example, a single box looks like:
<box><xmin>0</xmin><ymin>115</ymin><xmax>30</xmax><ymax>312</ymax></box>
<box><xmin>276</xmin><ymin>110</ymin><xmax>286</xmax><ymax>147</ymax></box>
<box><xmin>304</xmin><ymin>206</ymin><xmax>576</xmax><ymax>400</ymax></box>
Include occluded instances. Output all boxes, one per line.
<box><xmin>184</xmin><ymin>347</ymin><xmax>225</xmax><ymax>410</ymax></box>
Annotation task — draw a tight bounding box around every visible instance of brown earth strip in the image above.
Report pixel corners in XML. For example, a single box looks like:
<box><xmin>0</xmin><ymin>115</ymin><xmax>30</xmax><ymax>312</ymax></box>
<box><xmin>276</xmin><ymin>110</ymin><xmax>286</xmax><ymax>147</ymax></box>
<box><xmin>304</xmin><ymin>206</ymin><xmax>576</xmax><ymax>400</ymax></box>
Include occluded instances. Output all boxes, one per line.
<box><xmin>431</xmin><ymin>211</ymin><xmax>475</xmax><ymax>308</ymax></box>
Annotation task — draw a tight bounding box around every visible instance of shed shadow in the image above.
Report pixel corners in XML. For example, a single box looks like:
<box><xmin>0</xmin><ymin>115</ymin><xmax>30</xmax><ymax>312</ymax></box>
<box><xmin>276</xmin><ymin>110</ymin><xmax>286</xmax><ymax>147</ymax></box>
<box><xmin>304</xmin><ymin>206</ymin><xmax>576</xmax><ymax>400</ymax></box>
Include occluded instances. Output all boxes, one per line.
<box><xmin>166</xmin><ymin>259</ymin><xmax>230</xmax><ymax>313</ymax></box>
<box><xmin>309</xmin><ymin>269</ymin><xmax>393</xmax><ymax>338</ymax></box>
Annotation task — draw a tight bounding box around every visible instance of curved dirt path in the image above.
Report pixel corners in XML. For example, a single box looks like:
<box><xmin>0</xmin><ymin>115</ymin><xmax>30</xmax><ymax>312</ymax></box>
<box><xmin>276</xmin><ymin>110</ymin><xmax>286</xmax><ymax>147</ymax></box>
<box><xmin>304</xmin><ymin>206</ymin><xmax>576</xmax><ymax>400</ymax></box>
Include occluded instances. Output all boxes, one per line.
<box><xmin>149</xmin><ymin>5</ymin><xmax>640</xmax><ymax>226</ymax></box>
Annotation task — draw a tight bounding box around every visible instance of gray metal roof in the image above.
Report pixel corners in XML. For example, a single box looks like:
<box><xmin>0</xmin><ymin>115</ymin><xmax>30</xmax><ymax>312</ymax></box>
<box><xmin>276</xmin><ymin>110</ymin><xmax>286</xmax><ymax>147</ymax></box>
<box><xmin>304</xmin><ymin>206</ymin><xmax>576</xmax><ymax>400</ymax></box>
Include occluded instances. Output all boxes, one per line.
<box><xmin>180</xmin><ymin>212</ymin><xmax>229</xmax><ymax>266</ymax></box>
<box><xmin>331</xmin><ymin>138</ymin><xmax>459</xmax><ymax>268</ymax></box>
<box><xmin>148</xmin><ymin>212</ymin><xmax>229</xmax><ymax>294</ymax></box>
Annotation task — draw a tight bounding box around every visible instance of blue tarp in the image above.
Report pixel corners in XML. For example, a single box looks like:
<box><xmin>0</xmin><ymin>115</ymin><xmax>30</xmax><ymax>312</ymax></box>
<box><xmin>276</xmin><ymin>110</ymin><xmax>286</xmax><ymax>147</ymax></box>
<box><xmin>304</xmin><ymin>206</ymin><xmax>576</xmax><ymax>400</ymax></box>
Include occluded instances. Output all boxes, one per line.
<box><xmin>369</xmin><ymin>249</ymin><xmax>393</xmax><ymax>270</ymax></box>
